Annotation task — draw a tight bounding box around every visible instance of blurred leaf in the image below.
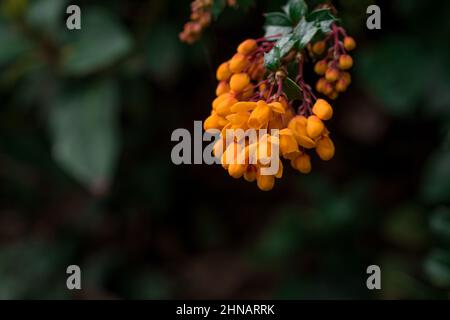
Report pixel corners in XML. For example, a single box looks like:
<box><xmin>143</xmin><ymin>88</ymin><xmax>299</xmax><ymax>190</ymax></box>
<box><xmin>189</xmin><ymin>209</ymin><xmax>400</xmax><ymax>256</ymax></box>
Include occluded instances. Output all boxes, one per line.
<box><xmin>61</xmin><ymin>8</ymin><xmax>133</xmax><ymax>76</ymax></box>
<box><xmin>424</xmin><ymin>249</ymin><xmax>450</xmax><ymax>288</ymax></box>
<box><xmin>283</xmin><ymin>0</ymin><xmax>308</xmax><ymax>24</ymax></box>
<box><xmin>421</xmin><ymin>150</ymin><xmax>450</xmax><ymax>204</ymax></box>
<box><xmin>383</xmin><ymin>204</ymin><xmax>428</xmax><ymax>248</ymax></box>
<box><xmin>0</xmin><ymin>240</ymin><xmax>74</xmax><ymax>299</ymax></box>
<box><xmin>212</xmin><ymin>0</ymin><xmax>226</xmax><ymax>19</ymax></box>
<box><xmin>26</xmin><ymin>0</ymin><xmax>68</xmax><ymax>32</ymax></box>
<box><xmin>0</xmin><ymin>19</ymin><xmax>32</xmax><ymax>66</ymax></box>
<box><xmin>124</xmin><ymin>270</ymin><xmax>172</xmax><ymax>299</ymax></box>
<box><xmin>145</xmin><ymin>24</ymin><xmax>183</xmax><ymax>84</ymax></box>
<box><xmin>381</xmin><ymin>255</ymin><xmax>431</xmax><ymax>299</ymax></box>
<box><xmin>49</xmin><ymin>79</ymin><xmax>120</xmax><ymax>192</ymax></box>
<box><xmin>357</xmin><ymin>38</ymin><xmax>428</xmax><ymax>116</ymax></box>
<box><xmin>236</xmin><ymin>0</ymin><xmax>255</xmax><ymax>9</ymax></box>
<box><xmin>1</xmin><ymin>0</ymin><xmax>28</xmax><ymax>19</ymax></box>
<box><xmin>264</xmin><ymin>12</ymin><xmax>292</xmax><ymax>27</ymax></box>
<box><xmin>283</xmin><ymin>77</ymin><xmax>302</xmax><ymax>100</ymax></box>
<box><xmin>247</xmin><ymin>207</ymin><xmax>303</xmax><ymax>265</ymax></box>
<box><xmin>430</xmin><ymin>207</ymin><xmax>450</xmax><ymax>242</ymax></box>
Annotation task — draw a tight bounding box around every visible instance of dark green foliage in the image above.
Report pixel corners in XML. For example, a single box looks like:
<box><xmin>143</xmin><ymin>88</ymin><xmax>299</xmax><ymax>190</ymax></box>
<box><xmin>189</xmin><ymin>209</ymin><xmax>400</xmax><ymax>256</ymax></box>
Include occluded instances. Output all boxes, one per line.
<box><xmin>0</xmin><ymin>0</ymin><xmax>448</xmax><ymax>299</ymax></box>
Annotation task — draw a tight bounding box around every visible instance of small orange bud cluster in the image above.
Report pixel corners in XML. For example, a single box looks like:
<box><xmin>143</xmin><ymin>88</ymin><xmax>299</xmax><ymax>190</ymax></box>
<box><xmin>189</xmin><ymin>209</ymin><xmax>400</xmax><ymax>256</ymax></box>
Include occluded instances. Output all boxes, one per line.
<box><xmin>204</xmin><ymin>38</ymin><xmax>337</xmax><ymax>191</ymax></box>
<box><xmin>312</xmin><ymin>25</ymin><xmax>356</xmax><ymax>100</ymax></box>
<box><xmin>287</xmin><ymin>99</ymin><xmax>335</xmax><ymax>174</ymax></box>
<box><xmin>179</xmin><ymin>0</ymin><xmax>213</xmax><ymax>44</ymax></box>
<box><xmin>180</xmin><ymin>0</ymin><xmax>239</xmax><ymax>44</ymax></box>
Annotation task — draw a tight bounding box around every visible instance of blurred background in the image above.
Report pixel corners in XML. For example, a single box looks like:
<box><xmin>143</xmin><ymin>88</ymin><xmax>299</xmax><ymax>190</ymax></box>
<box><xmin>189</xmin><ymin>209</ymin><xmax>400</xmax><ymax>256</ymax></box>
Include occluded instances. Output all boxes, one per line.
<box><xmin>0</xmin><ymin>0</ymin><xmax>449</xmax><ymax>299</ymax></box>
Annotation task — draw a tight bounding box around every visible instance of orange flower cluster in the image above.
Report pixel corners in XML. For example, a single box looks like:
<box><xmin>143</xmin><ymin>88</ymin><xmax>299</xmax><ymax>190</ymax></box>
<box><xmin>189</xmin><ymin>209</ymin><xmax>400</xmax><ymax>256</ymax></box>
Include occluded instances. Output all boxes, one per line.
<box><xmin>204</xmin><ymin>39</ymin><xmax>336</xmax><ymax>191</ymax></box>
<box><xmin>312</xmin><ymin>25</ymin><xmax>356</xmax><ymax>101</ymax></box>
<box><xmin>179</xmin><ymin>0</ymin><xmax>213</xmax><ymax>44</ymax></box>
<box><xmin>180</xmin><ymin>0</ymin><xmax>238</xmax><ymax>44</ymax></box>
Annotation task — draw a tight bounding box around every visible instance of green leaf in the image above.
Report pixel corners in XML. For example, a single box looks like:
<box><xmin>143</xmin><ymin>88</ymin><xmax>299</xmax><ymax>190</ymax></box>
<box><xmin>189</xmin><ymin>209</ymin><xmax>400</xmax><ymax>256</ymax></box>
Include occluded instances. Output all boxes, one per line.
<box><xmin>26</xmin><ymin>0</ymin><xmax>68</xmax><ymax>33</ymax></box>
<box><xmin>49</xmin><ymin>80</ymin><xmax>120</xmax><ymax>192</ymax></box>
<box><xmin>264</xmin><ymin>35</ymin><xmax>296</xmax><ymax>71</ymax></box>
<box><xmin>430</xmin><ymin>207</ymin><xmax>450</xmax><ymax>242</ymax></box>
<box><xmin>307</xmin><ymin>8</ymin><xmax>337</xmax><ymax>34</ymax></box>
<box><xmin>212</xmin><ymin>0</ymin><xmax>226</xmax><ymax>19</ymax></box>
<box><xmin>284</xmin><ymin>0</ymin><xmax>308</xmax><ymax>24</ymax></box>
<box><xmin>61</xmin><ymin>8</ymin><xmax>133</xmax><ymax>76</ymax></box>
<box><xmin>247</xmin><ymin>207</ymin><xmax>303</xmax><ymax>264</ymax></box>
<box><xmin>306</xmin><ymin>8</ymin><xmax>335</xmax><ymax>22</ymax></box>
<box><xmin>0</xmin><ymin>20</ymin><xmax>32</xmax><ymax>66</ymax></box>
<box><xmin>264</xmin><ymin>25</ymin><xmax>293</xmax><ymax>38</ymax></box>
<box><xmin>264</xmin><ymin>46</ymin><xmax>281</xmax><ymax>71</ymax></box>
<box><xmin>264</xmin><ymin>12</ymin><xmax>292</xmax><ymax>27</ymax></box>
<box><xmin>424</xmin><ymin>249</ymin><xmax>450</xmax><ymax>288</ymax></box>
<box><xmin>421</xmin><ymin>150</ymin><xmax>450</xmax><ymax>204</ymax></box>
<box><xmin>277</xmin><ymin>36</ymin><xmax>297</xmax><ymax>57</ymax></box>
<box><xmin>236</xmin><ymin>0</ymin><xmax>255</xmax><ymax>9</ymax></box>
<box><xmin>145</xmin><ymin>24</ymin><xmax>183</xmax><ymax>85</ymax></box>
<box><xmin>382</xmin><ymin>204</ymin><xmax>427</xmax><ymax>248</ymax></box>
<box><xmin>283</xmin><ymin>77</ymin><xmax>302</xmax><ymax>100</ymax></box>
<box><xmin>292</xmin><ymin>18</ymin><xmax>318</xmax><ymax>50</ymax></box>
<box><xmin>356</xmin><ymin>38</ymin><xmax>427</xmax><ymax>116</ymax></box>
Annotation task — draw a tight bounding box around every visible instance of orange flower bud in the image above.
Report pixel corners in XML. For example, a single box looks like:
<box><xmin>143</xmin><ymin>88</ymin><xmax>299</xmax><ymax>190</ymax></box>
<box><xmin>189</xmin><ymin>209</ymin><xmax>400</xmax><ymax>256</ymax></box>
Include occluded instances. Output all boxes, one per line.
<box><xmin>257</xmin><ymin>174</ymin><xmax>275</xmax><ymax>191</ymax></box>
<box><xmin>288</xmin><ymin>116</ymin><xmax>316</xmax><ymax>149</ymax></box>
<box><xmin>244</xmin><ymin>165</ymin><xmax>257</xmax><ymax>182</ymax></box>
<box><xmin>241</xmin><ymin>83</ymin><xmax>254</xmax><ymax>99</ymax></box>
<box><xmin>335</xmin><ymin>78</ymin><xmax>348</xmax><ymax>93</ymax></box>
<box><xmin>325</xmin><ymin>68</ymin><xmax>339</xmax><ymax>83</ymax></box>
<box><xmin>230</xmin><ymin>73</ymin><xmax>250</xmax><ymax>92</ymax></box>
<box><xmin>316</xmin><ymin>136</ymin><xmax>335</xmax><ymax>161</ymax></box>
<box><xmin>306</xmin><ymin>115</ymin><xmax>325</xmax><ymax>139</ymax></box>
<box><xmin>293</xmin><ymin>154</ymin><xmax>312</xmax><ymax>174</ymax></box>
<box><xmin>231</xmin><ymin>101</ymin><xmax>257</xmax><ymax>113</ymax></box>
<box><xmin>248</xmin><ymin>100</ymin><xmax>272</xmax><ymax>129</ymax></box>
<box><xmin>297</xmin><ymin>135</ymin><xmax>316</xmax><ymax>149</ymax></box>
<box><xmin>268</xmin><ymin>101</ymin><xmax>285</xmax><ymax>114</ymax></box>
<box><xmin>216</xmin><ymin>96</ymin><xmax>238</xmax><ymax>117</ymax></box>
<box><xmin>216</xmin><ymin>81</ymin><xmax>230</xmax><ymax>96</ymax></box>
<box><xmin>328</xmin><ymin>91</ymin><xmax>338</xmax><ymax>100</ymax></box>
<box><xmin>230</xmin><ymin>53</ymin><xmax>250</xmax><ymax>73</ymax></box>
<box><xmin>275</xmin><ymin>160</ymin><xmax>283</xmax><ymax>179</ymax></box>
<box><xmin>212</xmin><ymin>93</ymin><xmax>231</xmax><ymax>110</ymax></box>
<box><xmin>288</xmin><ymin>116</ymin><xmax>307</xmax><ymax>136</ymax></box>
<box><xmin>312</xmin><ymin>41</ymin><xmax>326</xmax><ymax>55</ymax></box>
<box><xmin>343</xmin><ymin>36</ymin><xmax>356</xmax><ymax>51</ymax></box>
<box><xmin>323</xmin><ymin>82</ymin><xmax>334</xmax><ymax>96</ymax></box>
<box><xmin>237</xmin><ymin>39</ymin><xmax>257</xmax><ymax>55</ymax></box>
<box><xmin>279</xmin><ymin>128</ymin><xmax>300</xmax><ymax>159</ymax></box>
<box><xmin>226</xmin><ymin>112</ymin><xmax>250</xmax><ymax>128</ymax></box>
<box><xmin>314</xmin><ymin>60</ymin><xmax>328</xmax><ymax>75</ymax></box>
<box><xmin>340</xmin><ymin>72</ymin><xmax>351</xmax><ymax>86</ymax></box>
<box><xmin>312</xmin><ymin>99</ymin><xmax>333</xmax><ymax>120</ymax></box>
<box><xmin>338</xmin><ymin>54</ymin><xmax>353</xmax><ymax>70</ymax></box>
<box><xmin>269</xmin><ymin>115</ymin><xmax>284</xmax><ymax>130</ymax></box>
<box><xmin>216</xmin><ymin>62</ymin><xmax>232</xmax><ymax>81</ymax></box>
<box><xmin>228</xmin><ymin>163</ymin><xmax>247</xmax><ymax>179</ymax></box>
<box><xmin>316</xmin><ymin>78</ymin><xmax>327</xmax><ymax>93</ymax></box>
<box><xmin>204</xmin><ymin>113</ymin><xmax>226</xmax><ymax>130</ymax></box>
